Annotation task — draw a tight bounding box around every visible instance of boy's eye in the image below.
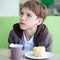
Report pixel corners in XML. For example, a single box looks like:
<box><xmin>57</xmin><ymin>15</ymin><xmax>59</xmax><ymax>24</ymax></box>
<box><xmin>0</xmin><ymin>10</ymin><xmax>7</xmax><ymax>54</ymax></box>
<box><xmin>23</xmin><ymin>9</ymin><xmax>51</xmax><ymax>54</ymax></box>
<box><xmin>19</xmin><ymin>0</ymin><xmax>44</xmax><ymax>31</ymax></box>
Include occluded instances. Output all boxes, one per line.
<box><xmin>20</xmin><ymin>12</ymin><xmax>23</xmax><ymax>15</ymax></box>
<box><xmin>27</xmin><ymin>13</ymin><xmax>31</xmax><ymax>17</ymax></box>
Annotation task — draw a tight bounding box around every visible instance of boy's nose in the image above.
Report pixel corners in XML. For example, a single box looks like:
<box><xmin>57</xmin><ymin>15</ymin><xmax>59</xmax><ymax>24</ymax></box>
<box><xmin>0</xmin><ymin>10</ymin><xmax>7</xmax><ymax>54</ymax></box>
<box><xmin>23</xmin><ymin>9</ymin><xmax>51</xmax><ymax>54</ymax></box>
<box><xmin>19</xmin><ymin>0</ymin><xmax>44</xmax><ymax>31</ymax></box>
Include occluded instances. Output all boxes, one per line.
<box><xmin>21</xmin><ymin>15</ymin><xmax>25</xmax><ymax>20</ymax></box>
<box><xmin>20</xmin><ymin>16</ymin><xmax>26</xmax><ymax>21</ymax></box>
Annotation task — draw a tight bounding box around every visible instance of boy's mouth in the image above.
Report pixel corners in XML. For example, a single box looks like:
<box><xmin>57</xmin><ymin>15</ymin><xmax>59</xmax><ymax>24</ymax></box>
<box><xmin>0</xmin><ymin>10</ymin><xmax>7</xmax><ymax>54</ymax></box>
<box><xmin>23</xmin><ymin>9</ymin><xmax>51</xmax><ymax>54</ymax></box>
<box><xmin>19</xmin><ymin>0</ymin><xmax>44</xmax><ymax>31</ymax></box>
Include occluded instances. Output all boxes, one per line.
<box><xmin>20</xmin><ymin>22</ymin><xmax>25</xmax><ymax>25</ymax></box>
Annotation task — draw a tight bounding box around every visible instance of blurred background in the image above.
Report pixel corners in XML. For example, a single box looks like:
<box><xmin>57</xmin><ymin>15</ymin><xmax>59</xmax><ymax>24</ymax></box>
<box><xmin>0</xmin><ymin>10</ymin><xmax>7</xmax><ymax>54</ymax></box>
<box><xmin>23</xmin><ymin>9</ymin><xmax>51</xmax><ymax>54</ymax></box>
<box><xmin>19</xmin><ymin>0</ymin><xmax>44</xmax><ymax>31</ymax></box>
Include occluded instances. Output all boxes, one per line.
<box><xmin>20</xmin><ymin>0</ymin><xmax>60</xmax><ymax>16</ymax></box>
<box><xmin>0</xmin><ymin>0</ymin><xmax>60</xmax><ymax>53</ymax></box>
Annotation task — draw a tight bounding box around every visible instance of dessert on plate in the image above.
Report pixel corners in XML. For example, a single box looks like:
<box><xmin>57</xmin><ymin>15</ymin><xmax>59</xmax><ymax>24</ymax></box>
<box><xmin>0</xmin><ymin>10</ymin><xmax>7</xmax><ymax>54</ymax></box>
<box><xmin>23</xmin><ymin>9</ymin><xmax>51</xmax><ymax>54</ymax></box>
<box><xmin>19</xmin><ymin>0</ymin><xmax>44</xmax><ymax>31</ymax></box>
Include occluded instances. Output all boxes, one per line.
<box><xmin>33</xmin><ymin>46</ymin><xmax>45</xmax><ymax>57</ymax></box>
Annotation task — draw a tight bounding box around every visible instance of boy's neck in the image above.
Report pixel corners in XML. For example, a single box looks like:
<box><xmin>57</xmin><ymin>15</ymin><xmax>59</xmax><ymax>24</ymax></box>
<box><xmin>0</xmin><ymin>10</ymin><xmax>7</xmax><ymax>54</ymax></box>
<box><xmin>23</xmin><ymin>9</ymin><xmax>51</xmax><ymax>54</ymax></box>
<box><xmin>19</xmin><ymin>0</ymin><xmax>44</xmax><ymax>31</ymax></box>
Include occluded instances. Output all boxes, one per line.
<box><xmin>24</xmin><ymin>26</ymin><xmax>37</xmax><ymax>41</ymax></box>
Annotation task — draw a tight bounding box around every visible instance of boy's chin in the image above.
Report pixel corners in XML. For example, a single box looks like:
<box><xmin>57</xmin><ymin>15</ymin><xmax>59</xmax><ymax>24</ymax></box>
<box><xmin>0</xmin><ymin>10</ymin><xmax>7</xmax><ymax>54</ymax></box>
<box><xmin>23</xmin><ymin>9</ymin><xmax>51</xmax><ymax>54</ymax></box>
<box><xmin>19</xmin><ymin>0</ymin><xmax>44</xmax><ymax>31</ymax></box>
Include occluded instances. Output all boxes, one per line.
<box><xmin>20</xmin><ymin>26</ymin><xmax>26</xmax><ymax>30</ymax></box>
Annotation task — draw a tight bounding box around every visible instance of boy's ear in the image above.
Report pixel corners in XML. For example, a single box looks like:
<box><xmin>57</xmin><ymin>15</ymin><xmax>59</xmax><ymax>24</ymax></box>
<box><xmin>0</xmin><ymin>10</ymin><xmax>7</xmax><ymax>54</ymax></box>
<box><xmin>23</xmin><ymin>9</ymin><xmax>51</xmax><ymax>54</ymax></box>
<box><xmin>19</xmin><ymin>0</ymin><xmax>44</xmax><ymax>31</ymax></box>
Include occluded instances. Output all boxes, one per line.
<box><xmin>37</xmin><ymin>18</ymin><xmax>43</xmax><ymax>25</ymax></box>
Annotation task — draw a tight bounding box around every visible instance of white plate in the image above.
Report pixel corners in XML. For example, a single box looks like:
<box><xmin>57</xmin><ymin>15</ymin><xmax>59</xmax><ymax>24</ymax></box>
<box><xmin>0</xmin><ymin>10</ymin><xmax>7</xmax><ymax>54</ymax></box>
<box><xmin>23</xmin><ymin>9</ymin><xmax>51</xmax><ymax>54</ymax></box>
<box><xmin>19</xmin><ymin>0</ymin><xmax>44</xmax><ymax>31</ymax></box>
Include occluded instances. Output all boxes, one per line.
<box><xmin>24</xmin><ymin>51</ymin><xmax>53</xmax><ymax>59</ymax></box>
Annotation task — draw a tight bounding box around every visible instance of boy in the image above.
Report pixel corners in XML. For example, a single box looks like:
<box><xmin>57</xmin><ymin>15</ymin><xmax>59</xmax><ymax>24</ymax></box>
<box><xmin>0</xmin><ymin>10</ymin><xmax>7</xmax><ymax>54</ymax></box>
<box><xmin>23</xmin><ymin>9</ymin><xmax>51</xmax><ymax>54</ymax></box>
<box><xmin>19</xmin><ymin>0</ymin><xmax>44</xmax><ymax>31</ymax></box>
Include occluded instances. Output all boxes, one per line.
<box><xmin>8</xmin><ymin>0</ymin><xmax>53</xmax><ymax>52</ymax></box>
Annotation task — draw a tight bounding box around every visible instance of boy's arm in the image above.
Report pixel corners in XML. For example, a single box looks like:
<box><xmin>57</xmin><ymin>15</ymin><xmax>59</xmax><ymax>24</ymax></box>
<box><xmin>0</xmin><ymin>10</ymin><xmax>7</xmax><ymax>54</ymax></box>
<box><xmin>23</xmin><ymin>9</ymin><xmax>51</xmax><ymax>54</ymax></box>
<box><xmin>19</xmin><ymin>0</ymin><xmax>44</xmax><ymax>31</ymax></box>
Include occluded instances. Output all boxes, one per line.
<box><xmin>8</xmin><ymin>30</ymin><xmax>15</xmax><ymax>44</ymax></box>
<box><xmin>45</xmin><ymin>32</ymin><xmax>53</xmax><ymax>52</ymax></box>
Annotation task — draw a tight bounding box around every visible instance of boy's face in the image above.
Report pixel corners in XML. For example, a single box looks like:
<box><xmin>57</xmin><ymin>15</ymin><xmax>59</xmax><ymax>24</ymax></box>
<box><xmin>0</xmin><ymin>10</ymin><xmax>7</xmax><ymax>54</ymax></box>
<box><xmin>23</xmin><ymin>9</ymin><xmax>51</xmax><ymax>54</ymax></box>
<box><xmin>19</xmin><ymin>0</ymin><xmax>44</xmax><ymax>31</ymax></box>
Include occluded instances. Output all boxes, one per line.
<box><xmin>20</xmin><ymin>7</ymin><xmax>42</xmax><ymax>30</ymax></box>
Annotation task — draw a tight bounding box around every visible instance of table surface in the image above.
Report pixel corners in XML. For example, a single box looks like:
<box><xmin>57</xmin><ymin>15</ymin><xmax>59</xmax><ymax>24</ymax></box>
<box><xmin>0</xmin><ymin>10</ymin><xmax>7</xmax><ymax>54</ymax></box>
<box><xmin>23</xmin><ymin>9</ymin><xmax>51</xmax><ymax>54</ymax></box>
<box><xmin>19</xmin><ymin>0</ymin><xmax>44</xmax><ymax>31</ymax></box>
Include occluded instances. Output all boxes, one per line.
<box><xmin>0</xmin><ymin>48</ymin><xmax>60</xmax><ymax>60</ymax></box>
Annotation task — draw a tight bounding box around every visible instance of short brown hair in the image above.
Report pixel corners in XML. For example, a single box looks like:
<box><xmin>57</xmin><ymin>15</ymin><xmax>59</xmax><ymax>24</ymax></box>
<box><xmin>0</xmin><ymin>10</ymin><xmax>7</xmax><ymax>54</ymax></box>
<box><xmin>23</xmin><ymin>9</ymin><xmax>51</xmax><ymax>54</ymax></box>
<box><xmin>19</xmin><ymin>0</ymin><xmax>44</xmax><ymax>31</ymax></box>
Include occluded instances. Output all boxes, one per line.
<box><xmin>22</xmin><ymin>0</ymin><xmax>48</xmax><ymax>22</ymax></box>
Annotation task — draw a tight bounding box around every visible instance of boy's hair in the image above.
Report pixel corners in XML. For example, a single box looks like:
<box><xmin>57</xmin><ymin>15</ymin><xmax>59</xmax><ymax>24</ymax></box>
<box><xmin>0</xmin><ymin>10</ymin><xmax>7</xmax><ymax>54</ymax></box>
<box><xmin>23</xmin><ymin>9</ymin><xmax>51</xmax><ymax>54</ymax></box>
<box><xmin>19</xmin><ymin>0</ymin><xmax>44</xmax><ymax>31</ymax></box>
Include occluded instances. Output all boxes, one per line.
<box><xmin>22</xmin><ymin>0</ymin><xmax>48</xmax><ymax>22</ymax></box>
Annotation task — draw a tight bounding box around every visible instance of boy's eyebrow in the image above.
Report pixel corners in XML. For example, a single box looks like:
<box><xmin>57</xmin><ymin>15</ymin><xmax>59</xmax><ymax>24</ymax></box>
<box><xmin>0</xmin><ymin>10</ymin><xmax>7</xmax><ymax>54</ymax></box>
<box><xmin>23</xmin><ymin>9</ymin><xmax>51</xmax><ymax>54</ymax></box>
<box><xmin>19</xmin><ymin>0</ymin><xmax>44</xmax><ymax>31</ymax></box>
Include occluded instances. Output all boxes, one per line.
<box><xmin>26</xmin><ymin>12</ymin><xmax>31</xmax><ymax>14</ymax></box>
<box><xmin>21</xmin><ymin>9</ymin><xmax>34</xmax><ymax>15</ymax></box>
<box><xmin>21</xmin><ymin>11</ymin><xmax>32</xmax><ymax>15</ymax></box>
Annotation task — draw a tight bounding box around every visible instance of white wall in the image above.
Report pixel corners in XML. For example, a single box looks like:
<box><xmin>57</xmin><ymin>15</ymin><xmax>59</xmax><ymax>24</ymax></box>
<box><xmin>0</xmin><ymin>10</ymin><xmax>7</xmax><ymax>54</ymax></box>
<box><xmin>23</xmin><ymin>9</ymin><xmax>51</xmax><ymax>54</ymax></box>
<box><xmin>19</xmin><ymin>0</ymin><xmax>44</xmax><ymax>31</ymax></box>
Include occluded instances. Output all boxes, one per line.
<box><xmin>0</xmin><ymin>0</ymin><xmax>19</xmax><ymax>16</ymax></box>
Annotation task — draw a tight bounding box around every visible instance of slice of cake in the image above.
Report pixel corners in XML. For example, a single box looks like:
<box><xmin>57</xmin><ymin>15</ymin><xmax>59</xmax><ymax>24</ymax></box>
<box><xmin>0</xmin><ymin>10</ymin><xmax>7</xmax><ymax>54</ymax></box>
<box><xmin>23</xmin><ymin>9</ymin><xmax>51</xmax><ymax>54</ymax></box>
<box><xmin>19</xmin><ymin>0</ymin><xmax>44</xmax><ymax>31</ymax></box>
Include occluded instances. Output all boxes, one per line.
<box><xmin>33</xmin><ymin>46</ymin><xmax>45</xmax><ymax>57</ymax></box>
